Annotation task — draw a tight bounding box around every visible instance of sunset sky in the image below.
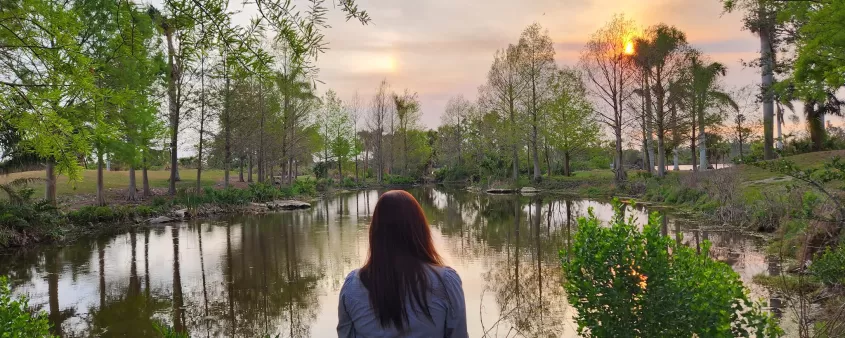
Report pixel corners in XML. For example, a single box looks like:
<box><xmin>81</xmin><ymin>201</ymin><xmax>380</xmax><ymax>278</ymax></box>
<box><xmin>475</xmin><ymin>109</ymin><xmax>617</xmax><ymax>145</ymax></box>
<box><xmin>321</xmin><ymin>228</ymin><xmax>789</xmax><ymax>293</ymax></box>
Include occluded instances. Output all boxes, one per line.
<box><xmin>314</xmin><ymin>0</ymin><xmax>763</xmax><ymax>129</ymax></box>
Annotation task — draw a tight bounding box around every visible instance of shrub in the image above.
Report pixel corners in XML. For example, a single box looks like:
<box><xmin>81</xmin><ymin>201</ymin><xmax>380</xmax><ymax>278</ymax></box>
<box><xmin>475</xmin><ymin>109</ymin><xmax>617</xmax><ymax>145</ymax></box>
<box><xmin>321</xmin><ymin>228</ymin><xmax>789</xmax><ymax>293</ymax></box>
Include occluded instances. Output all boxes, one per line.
<box><xmin>385</xmin><ymin>175</ymin><xmax>415</xmax><ymax>185</ymax></box>
<box><xmin>246</xmin><ymin>183</ymin><xmax>280</xmax><ymax>203</ymax></box>
<box><xmin>0</xmin><ymin>276</ymin><xmax>53</xmax><ymax>337</ymax></box>
<box><xmin>562</xmin><ymin>200</ymin><xmax>782</xmax><ymax>337</ymax></box>
<box><xmin>341</xmin><ymin>177</ymin><xmax>356</xmax><ymax>188</ymax></box>
<box><xmin>291</xmin><ymin>178</ymin><xmax>317</xmax><ymax>196</ymax></box>
<box><xmin>810</xmin><ymin>245</ymin><xmax>845</xmax><ymax>287</ymax></box>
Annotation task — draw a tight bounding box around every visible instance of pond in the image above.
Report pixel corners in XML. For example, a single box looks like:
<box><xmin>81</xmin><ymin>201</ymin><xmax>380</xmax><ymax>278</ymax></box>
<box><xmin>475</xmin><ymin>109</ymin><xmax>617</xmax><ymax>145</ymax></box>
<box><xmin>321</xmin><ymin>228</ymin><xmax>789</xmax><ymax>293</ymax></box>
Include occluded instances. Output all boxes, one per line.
<box><xmin>0</xmin><ymin>188</ymin><xmax>779</xmax><ymax>337</ymax></box>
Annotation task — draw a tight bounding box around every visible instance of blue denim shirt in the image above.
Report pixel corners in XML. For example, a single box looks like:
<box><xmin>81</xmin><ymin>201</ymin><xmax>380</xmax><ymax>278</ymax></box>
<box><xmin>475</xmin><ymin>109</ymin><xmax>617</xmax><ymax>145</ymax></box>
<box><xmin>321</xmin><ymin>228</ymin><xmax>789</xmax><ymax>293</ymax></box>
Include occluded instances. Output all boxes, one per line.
<box><xmin>337</xmin><ymin>266</ymin><xmax>468</xmax><ymax>338</ymax></box>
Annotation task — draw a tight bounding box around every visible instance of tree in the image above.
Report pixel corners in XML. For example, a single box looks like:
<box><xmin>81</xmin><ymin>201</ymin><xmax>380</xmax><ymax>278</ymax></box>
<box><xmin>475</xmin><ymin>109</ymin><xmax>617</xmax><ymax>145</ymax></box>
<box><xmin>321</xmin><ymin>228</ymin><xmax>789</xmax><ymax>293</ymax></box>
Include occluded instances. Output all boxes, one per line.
<box><xmin>1</xmin><ymin>0</ymin><xmax>97</xmax><ymax>204</ymax></box>
<box><xmin>544</xmin><ymin>68</ymin><xmax>600</xmax><ymax>176</ymax></box>
<box><xmin>637</xmin><ymin>24</ymin><xmax>688</xmax><ymax>177</ymax></box>
<box><xmin>393</xmin><ymin>90</ymin><xmax>421</xmax><ymax>176</ymax></box>
<box><xmin>149</xmin><ymin>2</ymin><xmax>197</xmax><ymax>195</ymax></box>
<box><xmin>722</xmin><ymin>0</ymin><xmax>780</xmax><ymax>160</ymax></box>
<box><xmin>479</xmin><ymin>45</ymin><xmax>527</xmax><ymax>183</ymax></box>
<box><xmin>440</xmin><ymin>95</ymin><xmax>474</xmax><ymax>168</ymax></box>
<box><xmin>778</xmin><ymin>1</ymin><xmax>845</xmax><ymax>151</ymax></box>
<box><xmin>580</xmin><ymin>15</ymin><xmax>637</xmax><ymax>183</ymax></box>
<box><xmin>518</xmin><ymin>23</ymin><xmax>556</xmax><ymax>183</ymax></box>
<box><xmin>685</xmin><ymin>52</ymin><xmax>736</xmax><ymax>170</ymax></box>
<box><xmin>368</xmin><ymin>80</ymin><xmax>391</xmax><ymax>184</ymax></box>
<box><xmin>104</xmin><ymin>2</ymin><xmax>163</xmax><ymax>201</ymax></box>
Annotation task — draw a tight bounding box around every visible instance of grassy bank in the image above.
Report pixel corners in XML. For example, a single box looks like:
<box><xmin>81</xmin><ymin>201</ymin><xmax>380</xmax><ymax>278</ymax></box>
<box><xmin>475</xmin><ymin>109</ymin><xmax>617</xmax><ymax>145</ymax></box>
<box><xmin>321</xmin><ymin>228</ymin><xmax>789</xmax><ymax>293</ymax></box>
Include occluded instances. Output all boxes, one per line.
<box><xmin>0</xmin><ymin>169</ymin><xmax>225</xmax><ymax>201</ymax></box>
<box><xmin>0</xmin><ymin>177</ymin><xmax>318</xmax><ymax>249</ymax></box>
<box><xmin>530</xmin><ymin>150</ymin><xmax>845</xmax><ymax>229</ymax></box>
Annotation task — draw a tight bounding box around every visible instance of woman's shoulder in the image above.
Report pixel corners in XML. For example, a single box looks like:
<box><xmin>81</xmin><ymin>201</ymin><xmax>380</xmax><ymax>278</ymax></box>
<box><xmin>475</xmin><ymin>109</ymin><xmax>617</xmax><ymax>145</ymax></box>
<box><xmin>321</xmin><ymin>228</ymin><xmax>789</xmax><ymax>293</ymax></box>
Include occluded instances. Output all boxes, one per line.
<box><xmin>342</xmin><ymin>269</ymin><xmax>361</xmax><ymax>287</ymax></box>
<box><xmin>429</xmin><ymin>265</ymin><xmax>462</xmax><ymax>287</ymax></box>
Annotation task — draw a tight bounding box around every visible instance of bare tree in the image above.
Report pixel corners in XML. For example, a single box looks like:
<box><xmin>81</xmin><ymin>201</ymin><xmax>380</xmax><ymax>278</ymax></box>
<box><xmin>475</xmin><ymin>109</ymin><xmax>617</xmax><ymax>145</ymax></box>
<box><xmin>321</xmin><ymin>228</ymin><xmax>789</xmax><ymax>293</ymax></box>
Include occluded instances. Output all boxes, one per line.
<box><xmin>580</xmin><ymin>15</ymin><xmax>637</xmax><ymax>183</ymax></box>
<box><xmin>368</xmin><ymin>79</ymin><xmax>391</xmax><ymax>184</ymax></box>
<box><xmin>348</xmin><ymin>92</ymin><xmax>363</xmax><ymax>183</ymax></box>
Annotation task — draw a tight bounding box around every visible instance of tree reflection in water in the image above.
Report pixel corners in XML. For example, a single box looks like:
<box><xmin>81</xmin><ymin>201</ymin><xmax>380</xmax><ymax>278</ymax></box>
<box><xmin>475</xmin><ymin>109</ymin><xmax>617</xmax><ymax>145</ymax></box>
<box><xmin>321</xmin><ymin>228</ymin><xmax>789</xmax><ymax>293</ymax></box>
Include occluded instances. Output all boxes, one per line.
<box><xmin>0</xmin><ymin>187</ymin><xmax>774</xmax><ymax>337</ymax></box>
<box><xmin>480</xmin><ymin>196</ymin><xmax>568</xmax><ymax>337</ymax></box>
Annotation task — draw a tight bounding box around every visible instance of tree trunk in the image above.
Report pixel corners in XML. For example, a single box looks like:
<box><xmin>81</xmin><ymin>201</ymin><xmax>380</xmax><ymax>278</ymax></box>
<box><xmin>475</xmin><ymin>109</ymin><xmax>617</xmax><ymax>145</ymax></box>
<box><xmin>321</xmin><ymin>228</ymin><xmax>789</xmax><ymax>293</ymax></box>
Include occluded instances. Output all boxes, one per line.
<box><xmin>614</xmin><ymin>129</ymin><xmax>626</xmax><ymax>183</ymax></box>
<box><xmin>258</xmin><ymin>82</ymin><xmax>264</xmax><ymax>182</ymax></box>
<box><xmin>563</xmin><ymin>151</ymin><xmax>571</xmax><ymax>177</ymax></box>
<box><xmin>807</xmin><ymin>102</ymin><xmax>825</xmax><ymax>151</ymax></box>
<box><xmin>258</xmin><ymin>83</ymin><xmax>265</xmax><ymax>183</ymax></box>
<box><xmin>196</xmin><ymin>125</ymin><xmax>204</xmax><ymax>194</ymax></box>
<box><xmin>223</xmin><ymin>62</ymin><xmax>231</xmax><ymax>189</ymax></box>
<box><xmin>760</xmin><ymin>26</ymin><xmax>775</xmax><ymax>160</ymax></box>
<box><xmin>673</xmin><ymin>148</ymin><xmax>679</xmax><ymax>171</ymax></box>
<box><xmin>239</xmin><ymin>157</ymin><xmax>244</xmax><ymax>182</ymax></box>
<box><xmin>247</xmin><ymin>154</ymin><xmax>253</xmax><ymax>183</ymax></box>
<box><xmin>644</xmin><ymin>75</ymin><xmax>656</xmax><ymax>173</ymax></box>
<box><xmin>699</xmin><ymin>124</ymin><xmax>708</xmax><ymax>171</ymax></box>
<box><xmin>166</xmin><ymin>30</ymin><xmax>179</xmax><ymax>196</ymax></box>
<box><xmin>511</xmin><ymin>107</ymin><xmax>519</xmax><ymax>183</ymax></box>
<box><xmin>128</xmin><ymin>166</ymin><xmax>137</xmax><ymax>201</ymax></box>
<box><xmin>545</xmin><ymin>143</ymin><xmax>552</xmax><ymax>177</ymax></box>
<box><xmin>776</xmin><ymin>104</ymin><xmax>783</xmax><ymax>150</ymax></box>
<box><xmin>532</xmin><ymin>120</ymin><xmax>540</xmax><ymax>183</ymax></box>
<box><xmin>657</xmin><ymin>133</ymin><xmax>666</xmax><ymax>177</ymax></box>
<box><xmin>45</xmin><ymin>159</ymin><xmax>56</xmax><ymax>205</ymax></box>
<box><xmin>141</xmin><ymin>150</ymin><xmax>152</xmax><ymax>197</ymax></box>
<box><xmin>97</xmin><ymin>152</ymin><xmax>105</xmax><ymax>206</ymax></box>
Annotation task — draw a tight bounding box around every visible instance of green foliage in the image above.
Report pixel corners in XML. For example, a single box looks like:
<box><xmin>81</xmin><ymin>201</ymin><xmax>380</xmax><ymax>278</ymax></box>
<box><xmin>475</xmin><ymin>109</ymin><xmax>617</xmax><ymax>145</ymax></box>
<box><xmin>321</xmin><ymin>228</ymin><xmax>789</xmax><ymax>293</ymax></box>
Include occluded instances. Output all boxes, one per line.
<box><xmin>562</xmin><ymin>200</ymin><xmax>782</xmax><ymax>337</ymax></box>
<box><xmin>384</xmin><ymin>175</ymin><xmax>416</xmax><ymax>185</ymax></box>
<box><xmin>289</xmin><ymin>178</ymin><xmax>317</xmax><ymax>196</ymax></box>
<box><xmin>152</xmin><ymin>321</ymin><xmax>188</xmax><ymax>338</ymax></box>
<box><xmin>433</xmin><ymin>166</ymin><xmax>471</xmax><ymax>182</ymax></box>
<box><xmin>0</xmin><ymin>276</ymin><xmax>54</xmax><ymax>337</ymax></box>
<box><xmin>0</xmin><ymin>200</ymin><xmax>64</xmax><ymax>247</ymax></box>
<box><xmin>810</xmin><ymin>245</ymin><xmax>845</xmax><ymax>287</ymax></box>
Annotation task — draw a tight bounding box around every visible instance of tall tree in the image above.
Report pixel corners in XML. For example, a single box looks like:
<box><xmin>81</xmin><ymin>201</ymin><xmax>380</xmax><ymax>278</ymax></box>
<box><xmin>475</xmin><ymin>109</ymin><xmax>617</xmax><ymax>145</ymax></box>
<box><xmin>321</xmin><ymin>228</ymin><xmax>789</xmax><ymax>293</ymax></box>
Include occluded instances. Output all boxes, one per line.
<box><xmin>722</xmin><ymin>0</ymin><xmax>780</xmax><ymax>159</ymax></box>
<box><xmin>518</xmin><ymin>23</ymin><xmax>556</xmax><ymax>183</ymax></box>
<box><xmin>479</xmin><ymin>45</ymin><xmax>527</xmax><ymax>183</ymax></box>
<box><xmin>393</xmin><ymin>90</ymin><xmax>421</xmax><ymax>176</ymax></box>
<box><xmin>1</xmin><ymin>0</ymin><xmax>97</xmax><ymax>204</ymax></box>
<box><xmin>580</xmin><ymin>15</ymin><xmax>637</xmax><ymax>183</ymax></box>
<box><xmin>544</xmin><ymin>68</ymin><xmax>600</xmax><ymax>176</ymax></box>
<box><xmin>637</xmin><ymin>24</ymin><xmax>688</xmax><ymax>177</ymax></box>
<box><xmin>440</xmin><ymin>95</ymin><xmax>474</xmax><ymax>168</ymax></box>
<box><xmin>149</xmin><ymin>3</ymin><xmax>197</xmax><ymax>195</ymax></box>
<box><xmin>368</xmin><ymin>80</ymin><xmax>391</xmax><ymax>184</ymax></box>
<box><xmin>685</xmin><ymin>53</ymin><xmax>737</xmax><ymax>170</ymax></box>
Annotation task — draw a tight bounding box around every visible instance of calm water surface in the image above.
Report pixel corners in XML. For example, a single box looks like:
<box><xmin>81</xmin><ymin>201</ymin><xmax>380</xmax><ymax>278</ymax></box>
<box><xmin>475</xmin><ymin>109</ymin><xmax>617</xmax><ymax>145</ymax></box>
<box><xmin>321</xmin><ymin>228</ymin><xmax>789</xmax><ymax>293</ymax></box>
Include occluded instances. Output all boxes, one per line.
<box><xmin>0</xmin><ymin>188</ymin><xmax>778</xmax><ymax>337</ymax></box>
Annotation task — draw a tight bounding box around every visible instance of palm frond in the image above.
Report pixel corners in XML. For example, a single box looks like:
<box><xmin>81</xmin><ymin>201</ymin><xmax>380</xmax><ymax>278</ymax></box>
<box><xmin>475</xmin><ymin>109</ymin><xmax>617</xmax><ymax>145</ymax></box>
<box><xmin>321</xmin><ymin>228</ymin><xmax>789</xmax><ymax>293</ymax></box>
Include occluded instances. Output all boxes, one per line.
<box><xmin>709</xmin><ymin>90</ymin><xmax>738</xmax><ymax>112</ymax></box>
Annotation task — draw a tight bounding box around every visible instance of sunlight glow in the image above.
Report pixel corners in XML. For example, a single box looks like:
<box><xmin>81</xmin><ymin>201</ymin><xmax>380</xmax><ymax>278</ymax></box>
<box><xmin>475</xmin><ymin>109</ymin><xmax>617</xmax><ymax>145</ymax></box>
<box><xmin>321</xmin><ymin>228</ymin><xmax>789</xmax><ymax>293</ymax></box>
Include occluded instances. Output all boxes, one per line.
<box><xmin>623</xmin><ymin>40</ymin><xmax>635</xmax><ymax>55</ymax></box>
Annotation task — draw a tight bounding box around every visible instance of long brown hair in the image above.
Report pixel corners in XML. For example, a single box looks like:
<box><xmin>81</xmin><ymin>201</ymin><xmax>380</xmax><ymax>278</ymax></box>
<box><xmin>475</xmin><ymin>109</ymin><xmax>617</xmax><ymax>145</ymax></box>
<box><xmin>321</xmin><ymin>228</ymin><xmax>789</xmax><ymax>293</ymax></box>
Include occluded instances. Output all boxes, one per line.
<box><xmin>359</xmin><ymin>190</ymin><xmax>444</xmax><ymax>331</ymax></box>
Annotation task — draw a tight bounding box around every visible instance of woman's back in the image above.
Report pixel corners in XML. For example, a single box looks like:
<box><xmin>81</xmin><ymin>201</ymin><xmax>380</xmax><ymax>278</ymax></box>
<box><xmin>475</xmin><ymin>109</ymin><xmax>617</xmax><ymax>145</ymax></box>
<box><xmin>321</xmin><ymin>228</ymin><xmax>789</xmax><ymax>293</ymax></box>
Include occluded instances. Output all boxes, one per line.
<box><xmin>337</xmin><ymin>265</ymin><xmax>467</xmax><ymax>338</ymax></box>
<box><xmin>337</xmin><ymin>190</ymin><xmax>468</xmax><ymax>338</ymax></box>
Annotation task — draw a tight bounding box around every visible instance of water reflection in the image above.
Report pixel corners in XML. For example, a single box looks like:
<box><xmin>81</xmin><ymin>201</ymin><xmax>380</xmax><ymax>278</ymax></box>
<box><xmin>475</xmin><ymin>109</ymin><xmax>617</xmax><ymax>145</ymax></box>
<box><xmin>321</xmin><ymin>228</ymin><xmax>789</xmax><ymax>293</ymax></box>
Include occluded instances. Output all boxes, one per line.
<box><xmin>0</xmin><ymin>188</ymin><xmax>773</xmax><ymax>337</ymax></box>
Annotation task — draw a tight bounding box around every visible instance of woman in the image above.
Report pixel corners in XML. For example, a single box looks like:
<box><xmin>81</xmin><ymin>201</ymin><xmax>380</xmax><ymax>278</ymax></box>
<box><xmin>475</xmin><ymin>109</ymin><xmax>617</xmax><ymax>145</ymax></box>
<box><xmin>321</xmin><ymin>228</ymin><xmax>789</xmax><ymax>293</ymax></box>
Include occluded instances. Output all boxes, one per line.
<box><xmin>337</xmin><ymin>190</ymin><xmax>468</xmax><ymax>338</ymax></box>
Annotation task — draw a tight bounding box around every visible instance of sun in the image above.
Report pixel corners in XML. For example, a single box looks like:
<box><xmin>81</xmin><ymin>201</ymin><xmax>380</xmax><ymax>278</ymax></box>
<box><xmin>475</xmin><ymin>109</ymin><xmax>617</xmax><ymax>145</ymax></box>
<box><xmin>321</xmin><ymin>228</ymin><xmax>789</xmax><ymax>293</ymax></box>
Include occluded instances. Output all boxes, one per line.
<box><xmin>623</xmin><ymin>40</ymin><xmax>635</xmax><ymax>55</ymax></box>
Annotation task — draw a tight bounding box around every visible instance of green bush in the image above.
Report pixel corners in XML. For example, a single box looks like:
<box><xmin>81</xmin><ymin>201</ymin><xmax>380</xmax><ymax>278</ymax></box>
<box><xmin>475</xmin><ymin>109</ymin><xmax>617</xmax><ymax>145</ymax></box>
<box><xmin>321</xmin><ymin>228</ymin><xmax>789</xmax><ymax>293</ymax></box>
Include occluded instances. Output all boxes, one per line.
<box><xmin>246</xmin><ymin>183</ymin><xmax>280</xmax><ymax>203</ymax></box>
<box><xmin>291</xmin><ymin>178</ymin><xmax>317</xmax><ymax>196</ymax></box>
<box><xmin>67</xmin><ymin>206</ymin><xmax>122</xmax><ymax>224</ymax></box>
<box><xmin>341</xmin><ymin>177</ymin><xmax>356</xmax><ymax>188</ymax></box>
<box><xmin>562</xmin><ymin>200</ymin><xmax>782</xmax><ymax>337</ymax></box>
<box><xmin>810</xmin><ymin>245</ymin><xmax>845</xmax><ymax>286</ymax></box>
<box><xmin>0</xmin><ymin>276</ymin><xmax>53</xmax><ymax>337</ymax></box>
<box><xmin>384</xmin><ymin>175</ymin><xmax>415</xmax><ymax>185</ymax></box>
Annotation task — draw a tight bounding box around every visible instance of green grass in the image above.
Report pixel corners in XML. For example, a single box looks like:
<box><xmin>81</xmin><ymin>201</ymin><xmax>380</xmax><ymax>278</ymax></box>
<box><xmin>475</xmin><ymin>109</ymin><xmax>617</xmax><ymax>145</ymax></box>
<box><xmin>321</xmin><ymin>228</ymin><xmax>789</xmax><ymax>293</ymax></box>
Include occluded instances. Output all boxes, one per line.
<box><xmin>0</xmin><ymin>169</ymin><xmax>226</xmax><ymax>197</ymax></box>
<box><xmin>737</xmin><ymin>150</ymin><xmax>845</xmax><ymax>182</ymax></box>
